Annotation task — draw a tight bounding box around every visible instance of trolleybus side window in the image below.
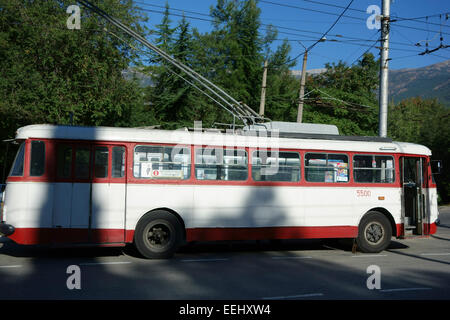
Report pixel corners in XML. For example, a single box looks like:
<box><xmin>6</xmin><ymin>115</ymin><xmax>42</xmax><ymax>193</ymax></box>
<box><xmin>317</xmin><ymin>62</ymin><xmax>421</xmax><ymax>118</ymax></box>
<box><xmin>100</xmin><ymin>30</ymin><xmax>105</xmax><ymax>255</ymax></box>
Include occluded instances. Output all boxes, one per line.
<box><xmin>94</xmin><ymin>146</ymin><xmax>109</xmax><ymax>178</ymax></box>
<box><xmin>353</xmin><ymin>155</ymin><xmax>395</xmax><ymax>183</ymax></box>
<box><xmin>252</xmin><ymin>151</ymin><xmax>301</xmax><ymax>182</ymax></box>
<box><xmin>56</xmin><ymin>144</ymin><xmax>72</xmax><ymax>179</ymax></box>
<box><xmin>30</xmin><ymin>141</ymin><xmax>45</xmax><ymax>177</ymax></box>
<box><xmin>133</xmin><ymin>145</ymin><xmax>191</xmax><ymax>180</ymax></box>
<box><xmin>305</xmin><ymin>153</ymin><xmax>349</xmax><ymax>183</ymax></box>
<box><xmin>112</xmin><ymin>146</ymin><xmax>125</xmax><ymax>178</ymax></box>
<box><xmin>9</xmin><ymin>142</ymin><xmax>25</xmax><ymax>177</ymax></box>
<box><xmin>74</xmin><ymin>147</ymin><xmax>91</xmax><ymax>179</ymax></box>
<box><xmin>195</xmin><ymin>148</ymin><xmax>248</xmax><ymax>181</ymax></box>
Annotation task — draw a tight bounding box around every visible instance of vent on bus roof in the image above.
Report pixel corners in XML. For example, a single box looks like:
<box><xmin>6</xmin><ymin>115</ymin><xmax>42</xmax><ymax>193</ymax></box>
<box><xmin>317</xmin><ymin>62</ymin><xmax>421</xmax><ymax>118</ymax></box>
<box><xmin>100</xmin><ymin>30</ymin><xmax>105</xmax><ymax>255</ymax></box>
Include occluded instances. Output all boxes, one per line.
<box><xmin>244</xmin><ymin>122</ymin><xmax>339</xmax><ymax>135</ymax></box>
<box><xmin>242</xmin><ymin>121</ymin><xmax>392</xmax><ymax>143</ymax></box>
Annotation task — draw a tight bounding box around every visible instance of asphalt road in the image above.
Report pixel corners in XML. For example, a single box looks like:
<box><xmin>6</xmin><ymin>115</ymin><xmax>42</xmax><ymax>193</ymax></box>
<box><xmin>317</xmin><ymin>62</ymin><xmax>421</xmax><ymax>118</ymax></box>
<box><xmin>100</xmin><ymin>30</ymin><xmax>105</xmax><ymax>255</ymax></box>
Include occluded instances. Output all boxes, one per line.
<box><xmin>0</xmin><ymin>207</ymin><xmax>449</xmax><ymax>301</ymax></box>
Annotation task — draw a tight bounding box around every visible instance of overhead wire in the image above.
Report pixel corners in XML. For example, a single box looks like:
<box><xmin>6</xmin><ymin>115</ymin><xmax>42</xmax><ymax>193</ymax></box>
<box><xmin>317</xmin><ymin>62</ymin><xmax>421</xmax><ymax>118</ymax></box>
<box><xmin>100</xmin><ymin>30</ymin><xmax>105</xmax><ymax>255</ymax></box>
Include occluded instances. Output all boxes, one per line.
<box><xmin>257</xmin><ymin>0</ymin><xmax>450</xmax><ymax>36</ymax></box>
<box><xmin>348</xmin><ymin>30</ymin><xmax>380</xmax><ymax>66</ymax></box>
<box><xmin>135</xmin><ymin>2</ymin><xmax>435</xmax><ymax>53</ymax></box>
<box><xmin>131</xmin><ymin>1</ymin><xmax>443</xmax><ymax>75</ymax></box>
<box><xmin>77</xmin><ymin>0</ymin><xmax>266</xmax><ymax>127</ymax></box>
<box><xmin>300</xmin><ymin>0</ymin><xmax>449</xmax><ymax>29</ymax></box>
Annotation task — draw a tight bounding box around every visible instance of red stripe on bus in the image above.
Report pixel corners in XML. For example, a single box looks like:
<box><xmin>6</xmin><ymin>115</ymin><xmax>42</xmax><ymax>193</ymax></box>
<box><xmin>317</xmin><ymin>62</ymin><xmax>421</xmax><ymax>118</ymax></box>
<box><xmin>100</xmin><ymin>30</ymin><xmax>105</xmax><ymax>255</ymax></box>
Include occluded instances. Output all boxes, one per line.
<box><xmin>8</xmin><ymin>228</ymin><xmax>125</xmax><ymax>245</ymax></box>
<box><xmin>185</xmin><ymin>226</ymin><xmax>359</xmax><ymax>242</ymax></box>
<box><xmin>7</xmin><ymin>223</ymin><xmax>437</xmax><ymax>246</ymax></box>
<box><xmin>427</xmin><ymin>222</ymin><xmax>437</xmax><ymax>235</ymax></box>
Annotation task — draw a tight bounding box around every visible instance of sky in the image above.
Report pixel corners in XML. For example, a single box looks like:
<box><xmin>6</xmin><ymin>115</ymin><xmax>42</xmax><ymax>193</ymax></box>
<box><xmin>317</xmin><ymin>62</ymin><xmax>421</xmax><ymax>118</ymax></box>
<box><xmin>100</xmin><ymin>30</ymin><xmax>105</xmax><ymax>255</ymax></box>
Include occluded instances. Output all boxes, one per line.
<box><xmin>134</xmin><ymin>0</ymin><xmax>450</xmax><ymax>71</ymax></box>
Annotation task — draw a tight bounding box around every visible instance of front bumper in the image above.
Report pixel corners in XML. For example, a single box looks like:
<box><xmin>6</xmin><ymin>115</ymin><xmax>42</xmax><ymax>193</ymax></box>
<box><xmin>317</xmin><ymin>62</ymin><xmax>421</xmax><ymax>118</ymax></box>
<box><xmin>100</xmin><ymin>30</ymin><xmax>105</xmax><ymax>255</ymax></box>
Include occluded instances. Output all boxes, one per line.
<box><xmin>0</xmin><ymin>223</ymin><xmax>15</xmax><ymax>236</ymax></box>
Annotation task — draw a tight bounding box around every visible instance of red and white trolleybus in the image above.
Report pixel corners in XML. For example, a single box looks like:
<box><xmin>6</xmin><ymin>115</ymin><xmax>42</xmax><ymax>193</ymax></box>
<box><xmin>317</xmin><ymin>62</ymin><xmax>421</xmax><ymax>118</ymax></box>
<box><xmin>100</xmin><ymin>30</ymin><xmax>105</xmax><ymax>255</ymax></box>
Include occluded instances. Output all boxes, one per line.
<box><xmin>0</xmin><ymin>124</ymin><xmax>439</xmax><ymax>258</ymax></box>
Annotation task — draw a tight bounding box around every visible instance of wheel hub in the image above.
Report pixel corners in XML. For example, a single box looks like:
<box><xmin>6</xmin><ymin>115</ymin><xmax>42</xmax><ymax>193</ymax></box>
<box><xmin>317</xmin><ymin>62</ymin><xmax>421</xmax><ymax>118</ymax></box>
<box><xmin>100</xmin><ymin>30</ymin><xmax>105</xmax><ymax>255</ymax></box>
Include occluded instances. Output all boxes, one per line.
<box><xmin>148</xmin><ymin>225</ymin><xmax>170</xmax><ymax>247</ymax></box>
<box><xmin>365</xmin><ymin>222</ymin><xmax>384</xmax><ymax>245</ymax></box>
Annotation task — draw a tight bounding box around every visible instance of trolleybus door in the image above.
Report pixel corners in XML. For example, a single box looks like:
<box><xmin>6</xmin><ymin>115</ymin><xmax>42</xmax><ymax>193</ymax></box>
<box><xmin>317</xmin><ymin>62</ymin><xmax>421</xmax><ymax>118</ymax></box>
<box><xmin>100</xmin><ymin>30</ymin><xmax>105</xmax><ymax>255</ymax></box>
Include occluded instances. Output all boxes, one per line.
<box><xmin>401</xmin><ymin>157</ymin><xmax>428</xmax><ymax>236</ymax></box>
<box><xmin>90</xmin><ymin>145</ymin><xmax>126</xmax><ymax>243</ymax></box>
<box><xmin>54</xmin><ymin>144</ymin><xmax>127</xmax><ymax>244</ymax></box>
<box><xmin>53</xmin><ymin>143</ymin><xmax>91</xmax><ymax>243</ymax></box>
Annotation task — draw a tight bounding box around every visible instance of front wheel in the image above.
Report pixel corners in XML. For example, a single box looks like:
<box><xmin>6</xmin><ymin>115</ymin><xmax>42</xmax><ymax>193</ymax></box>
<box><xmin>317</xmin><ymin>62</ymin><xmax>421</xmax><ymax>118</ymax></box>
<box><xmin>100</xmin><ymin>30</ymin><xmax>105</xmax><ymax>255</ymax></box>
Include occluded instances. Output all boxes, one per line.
<box><xmin>134</xmin><ymin>210</ymin><xmax>183</xmax><ymax>259</ymax></box>
<box><xmin>356</xmin><ymin>212</ymin><xmax>392</xmax><ymax>253</ymax></box>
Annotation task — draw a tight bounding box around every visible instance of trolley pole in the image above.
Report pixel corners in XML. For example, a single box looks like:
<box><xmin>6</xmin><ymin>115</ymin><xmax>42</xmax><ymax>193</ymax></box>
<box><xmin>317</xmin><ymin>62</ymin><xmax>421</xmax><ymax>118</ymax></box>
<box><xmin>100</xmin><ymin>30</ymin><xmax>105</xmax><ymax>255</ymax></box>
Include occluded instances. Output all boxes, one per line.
<box><xmin>297</xmin><ymin>50</ymin><xmax>308</xmax><ymax>123</ymax></box>
<box><xmin>259</xmin><ymin>59</ymin><xmax>268</xmax><ymax>117</ymax></box>
<box><xmin>378</xmin><ymin>0</ymin><xmax>391</xmax><ymax>137</ymax></box>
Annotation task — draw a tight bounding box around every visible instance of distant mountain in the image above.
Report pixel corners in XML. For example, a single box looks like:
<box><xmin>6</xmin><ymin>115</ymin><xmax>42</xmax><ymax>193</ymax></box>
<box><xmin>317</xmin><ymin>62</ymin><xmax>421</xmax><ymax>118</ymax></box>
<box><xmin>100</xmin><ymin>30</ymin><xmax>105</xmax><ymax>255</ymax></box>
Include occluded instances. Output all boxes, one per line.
<box><xmin>389</xmin><ymin>60</ymin><xmax>450</xmax><ymax>106</ymax></box>
<box><xmin>122</xmin><ymin>68</ymin><xmax>154</xmax><ymax>88</ymax></box>
<box><xmin>290</xmin><ymin>68</ymin><xmax>326</xmax><ymax>78</ymax></box>
<box><xmin>122</xmin><ymin>61</ymin><xmax>449</xmax><ymax>107</ymax></box>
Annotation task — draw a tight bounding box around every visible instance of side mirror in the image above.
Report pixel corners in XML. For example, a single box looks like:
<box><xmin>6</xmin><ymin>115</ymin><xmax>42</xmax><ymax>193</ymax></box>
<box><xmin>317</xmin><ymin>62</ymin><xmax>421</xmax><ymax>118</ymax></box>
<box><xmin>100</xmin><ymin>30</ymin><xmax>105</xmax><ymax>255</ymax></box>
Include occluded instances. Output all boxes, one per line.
<box><xmin>431</xmin><ymin>160</ymin><xmax>442</xmax><ymax>174</ymax></box>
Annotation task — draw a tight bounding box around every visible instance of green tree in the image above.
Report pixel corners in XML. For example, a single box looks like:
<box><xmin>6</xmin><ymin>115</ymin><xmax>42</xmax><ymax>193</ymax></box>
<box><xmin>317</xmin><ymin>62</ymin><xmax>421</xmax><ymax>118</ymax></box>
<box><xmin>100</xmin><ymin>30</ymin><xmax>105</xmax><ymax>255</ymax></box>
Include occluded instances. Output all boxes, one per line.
<box><xmin>0</xmin><ymin>0</ymin><xmax>149</xmax><ymax>179</ymax></box>
<box><xmin>146</xmin><ymin>0</ymin><xmax>272</xmax><ymax>128</ymax></box>
<box><xmin>145</xmin><ymin>8</ymin><xmax>205</xmax><ymax>129</ymax></box>
<box><xmin>388</xmin><ymin>97</ymin><xmax>450</xmax><ymax>202</ymax></box>
<box><xmin>264</xmin><ymin>40</ymin><xmax>299</xmax><ymax>122</ymax></box>
<box><xmin>209</xmin><ymin>0</ymin><xmax>263</xmax><ymax>110</ymax></box>
<box><xmin>305</xmin><ymin>53</ymin><xmax>379</xmax><ymax>136</ymax></box>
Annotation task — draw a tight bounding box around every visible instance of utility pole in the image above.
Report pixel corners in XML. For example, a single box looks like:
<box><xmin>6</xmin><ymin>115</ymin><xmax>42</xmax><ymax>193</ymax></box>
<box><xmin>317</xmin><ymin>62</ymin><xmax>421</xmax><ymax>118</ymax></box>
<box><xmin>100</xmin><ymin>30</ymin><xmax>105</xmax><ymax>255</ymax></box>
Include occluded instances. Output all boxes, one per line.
<box><xmin>378</xmin><ymin>0</ymin><xmax>391</xmax><ymax>137</ymax></box>
<box><xmin>297</xmin><ymin>50</ymin><xmax>308</xmax><ymax>123</ymax></box>
<box><xmin>259</xmin><ymin>59</ymin><xmax>268</xmax><ymax>117</ymax></box>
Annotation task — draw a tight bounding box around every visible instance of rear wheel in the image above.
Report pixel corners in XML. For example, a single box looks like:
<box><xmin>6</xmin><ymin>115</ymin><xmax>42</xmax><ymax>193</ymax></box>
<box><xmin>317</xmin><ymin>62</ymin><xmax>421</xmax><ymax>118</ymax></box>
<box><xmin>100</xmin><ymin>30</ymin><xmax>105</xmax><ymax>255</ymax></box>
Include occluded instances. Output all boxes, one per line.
<box><xmin>356</xmin><ymin>211</ymin><xmax>392</xmax><ymax>253</ymax></box>
<box><xmin>134</xmin><ymin>210</ymin><xmax>183</xmax><ymax>259</ymax></box>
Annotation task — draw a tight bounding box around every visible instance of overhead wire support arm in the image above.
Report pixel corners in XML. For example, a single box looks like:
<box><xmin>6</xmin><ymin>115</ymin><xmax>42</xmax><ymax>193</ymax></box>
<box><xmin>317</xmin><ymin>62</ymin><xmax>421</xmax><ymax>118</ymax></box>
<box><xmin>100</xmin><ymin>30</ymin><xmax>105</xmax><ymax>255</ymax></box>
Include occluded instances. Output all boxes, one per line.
<box><xmin>77</xmin><ymin>0</ymin><xmax>266</xmax><ymax>128</ymax></box>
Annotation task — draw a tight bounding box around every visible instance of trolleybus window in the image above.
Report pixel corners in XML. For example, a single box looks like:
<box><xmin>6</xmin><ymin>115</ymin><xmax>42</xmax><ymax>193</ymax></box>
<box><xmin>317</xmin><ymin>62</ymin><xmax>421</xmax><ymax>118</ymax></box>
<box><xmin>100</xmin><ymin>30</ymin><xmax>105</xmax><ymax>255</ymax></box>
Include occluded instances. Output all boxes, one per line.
<box><xmin>9</xmin><ymin>142</ymin><xmax>25</xmax><ymax>177</ymax></box>
<box><xmin>305</xmin><ymin>153</ymin><xmax>349</xmax><ymax>183</ymax></box>
<box><xmin>74</xmin><ymin>147</ymin><xmax>91</xmax><ymax>179</ymax></box>
<box><xmin>112</xmin><ymin>146</ymin><xmax>125</xmax><ymax>178</ymax></box>
<box><xmin>353</xmin><ymin>155</ymin><xmax>395</xmax><ymax>183</ymax></box>
<box><xmin>133</xmin><ymin>145</ymin><xmax>190</xmax><ymax>180</ymax></box>
<box><xmin>94</xmin><ymin>147</ymin><xmax>109</xmax><ymax>178</ymax></box>
<box><xmin>252</xmin><ymin>151</ymin><xmax>300</xmax><ymax>182</ymax></box>
<box><xmin>30</xmin><ymin>141</ymin><xmax>45</xmax><ymax>177</ymax></box>
<box><xmin>195</xmin><ymin>148</ymin><xmax>247</xmax><ymax>181</ymax></box>
<box><xmin>56</xmin><ymin>144</ymin><xmax>72</xmax><ymax>179</ymax></box>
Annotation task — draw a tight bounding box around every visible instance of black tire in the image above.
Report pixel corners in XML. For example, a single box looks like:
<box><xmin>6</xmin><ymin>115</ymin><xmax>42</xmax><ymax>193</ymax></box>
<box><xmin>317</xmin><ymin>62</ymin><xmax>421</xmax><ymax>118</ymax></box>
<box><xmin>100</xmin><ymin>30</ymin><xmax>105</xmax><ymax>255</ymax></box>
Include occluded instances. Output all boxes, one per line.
<box><xmin>356</xmin><ymin>211</ymin><xmax>392</xmax><ymax>253</ymax></box>
<box><xmin>134</xmin><ymin>210</ymin><xmax>183</xmax><ymax>259</ymax></box>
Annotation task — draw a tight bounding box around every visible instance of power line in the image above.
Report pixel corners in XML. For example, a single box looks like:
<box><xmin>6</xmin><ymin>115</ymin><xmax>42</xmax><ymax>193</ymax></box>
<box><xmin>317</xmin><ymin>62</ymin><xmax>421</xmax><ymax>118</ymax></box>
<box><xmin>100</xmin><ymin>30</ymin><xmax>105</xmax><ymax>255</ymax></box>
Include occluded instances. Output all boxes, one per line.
<box><xmin>295</xmin><ymin>0</ymin><xmax>355</xmax><ymax>123</ymax></box>
<box><xmin>301</xmin><ymin>0</ymin><xmax>449</xmax><ymax>29</ymax></box>
<box><xmin>135</xmin><ymin>1</ymin><xmax>367</xmax><ymax>43</ymax></box>
<box><xmin>392</xmin><ymin>12</ymin><xmax>450</xmax><ymax>28</ymax></box>
<box><xmin>136</xmin><ymin>1</ymin><xmax>437</xmax><ymax>51</ymax></box>
<box><xmin>300</xmin><ymin>0</ymin><xmax>366</xmax><ymax>14</ymax></box>
<box><xmin>307</xmin><ymin>0</ymin><xmax>355</xmax><ymax>52</ymax></box>
<box><xmin>258</xmin><ymin>0</ymin><xmax>365</xmax><ymax>22</ymax></box>
<box><xmin>142</xmin><ymin>0</ymin><xmax>450</xmax><ymax>37</ymax></box>
<box><xmin>105</xmin><ymin>26</ymin><xmax>240</xmax><ymax>118</ymax></box>
<box><xmin>132</xmin><ymin>3</ymin><xmax>437</xmax><ymax>70</ymax></box>
<box><xmin>349</xmin><ymin>31</ymin><xmax>380</xmax><ymax>66</ymax></box>
<box><xmin>258</xmin><ymin>0</ymin><xmax>450</xmax><ymax>36</ymax></box>
<box><xmin>7</xmin><ymin>17</ymin><xmax>426</xmax><ymax>60</ymax></box>
<box><xmin>77</xmin><ymin>0</ymin><xmax>266</xmax><ymax>127</ymax></box>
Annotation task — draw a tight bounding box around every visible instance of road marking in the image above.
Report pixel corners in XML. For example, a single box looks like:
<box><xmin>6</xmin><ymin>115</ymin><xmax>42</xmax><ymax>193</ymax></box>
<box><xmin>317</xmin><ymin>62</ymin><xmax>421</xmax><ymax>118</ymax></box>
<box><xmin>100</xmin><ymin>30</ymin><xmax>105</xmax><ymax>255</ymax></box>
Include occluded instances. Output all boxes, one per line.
<box><xmin>380</xmin><ymin>287</ymin><xmax>432</xmax><ymax>293</ymax></box>
<box><xmin>262</xmin><ymin>293</ymin><xmax>324</xmax><ymax>300</ymax></box>
<box><xmin>322</xmin><ymin>245</ymin><xmax>339</xmax><ymax>250</ymax></box>
<box><xmin>0</xmin><ymin>265</ymin><xmax>22</xmax><ymax>268</ymax></box>
<box><xmin>351</xmin><ymin>254</ymin><xmax>388</xmax><ymax>258</ymax></box>
<box><xmin>271</xmin><ymin>256</ymin><xmax>313</xmax><ymax>260</ymax></box>
<box><xmin>181</xmin><ymin>258</ymin><xmax>229</xmax><ymax>262</ymax></box>
<box><xmin>419</xmin><ymin>253</ymin><xmax>450</xmax><ymax>256</ymax></box>
<box><xmin>79</xmin><ymin>262</ymin><xmax>132</xmax><ymax>266</ymax></box>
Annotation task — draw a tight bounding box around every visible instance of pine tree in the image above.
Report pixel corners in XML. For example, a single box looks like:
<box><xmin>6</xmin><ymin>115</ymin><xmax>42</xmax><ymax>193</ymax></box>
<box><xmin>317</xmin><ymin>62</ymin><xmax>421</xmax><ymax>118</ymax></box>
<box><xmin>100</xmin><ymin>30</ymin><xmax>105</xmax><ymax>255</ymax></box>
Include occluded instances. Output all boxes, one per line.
<box><xmin>209</xmin><ymin>0</ymin><xmax>263</xmax><ymax>111</ymax></box>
